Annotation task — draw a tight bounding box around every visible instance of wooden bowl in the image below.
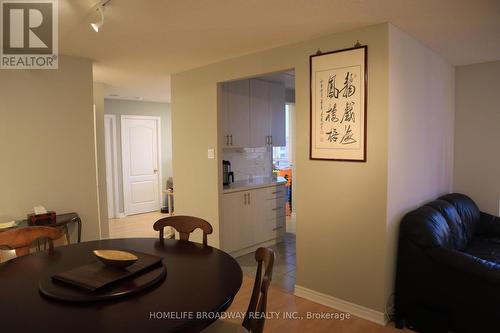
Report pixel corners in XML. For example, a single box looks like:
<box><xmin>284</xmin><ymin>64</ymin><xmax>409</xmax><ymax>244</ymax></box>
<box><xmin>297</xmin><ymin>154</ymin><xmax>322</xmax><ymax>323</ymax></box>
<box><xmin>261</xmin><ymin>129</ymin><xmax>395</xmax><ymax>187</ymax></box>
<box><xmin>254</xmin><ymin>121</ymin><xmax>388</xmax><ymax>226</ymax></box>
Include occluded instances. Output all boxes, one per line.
<box><xmin>93</xmin><ymin>250</ymin><xmax>138</xmax><ymax>268</ymax></box>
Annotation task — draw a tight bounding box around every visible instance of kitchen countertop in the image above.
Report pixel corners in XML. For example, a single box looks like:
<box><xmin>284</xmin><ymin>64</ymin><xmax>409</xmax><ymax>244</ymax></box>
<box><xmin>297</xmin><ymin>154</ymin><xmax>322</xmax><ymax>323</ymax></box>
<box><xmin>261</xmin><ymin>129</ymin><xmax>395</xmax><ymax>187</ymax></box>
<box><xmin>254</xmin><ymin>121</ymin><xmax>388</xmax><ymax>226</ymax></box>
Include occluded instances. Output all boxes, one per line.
<box><xmin>223</xmin><ymin>176</ymin><xmax>287</xmax><ymax>194</ymax></box>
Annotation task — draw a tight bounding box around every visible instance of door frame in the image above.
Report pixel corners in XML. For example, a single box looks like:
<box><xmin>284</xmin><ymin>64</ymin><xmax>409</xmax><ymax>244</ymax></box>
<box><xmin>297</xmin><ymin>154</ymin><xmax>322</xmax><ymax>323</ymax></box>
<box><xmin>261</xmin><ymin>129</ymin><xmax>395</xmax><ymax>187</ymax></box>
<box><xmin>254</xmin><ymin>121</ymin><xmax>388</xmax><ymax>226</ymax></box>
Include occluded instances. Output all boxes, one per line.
<box><xmin>104</xmin><ymin>114</ymin><xmax>120</xmax><ymax>218</ymax></box>
<box><xmin>120</xmin><ymin>115</ymin><xmax>162</xmax><ymax>216</ymax></box>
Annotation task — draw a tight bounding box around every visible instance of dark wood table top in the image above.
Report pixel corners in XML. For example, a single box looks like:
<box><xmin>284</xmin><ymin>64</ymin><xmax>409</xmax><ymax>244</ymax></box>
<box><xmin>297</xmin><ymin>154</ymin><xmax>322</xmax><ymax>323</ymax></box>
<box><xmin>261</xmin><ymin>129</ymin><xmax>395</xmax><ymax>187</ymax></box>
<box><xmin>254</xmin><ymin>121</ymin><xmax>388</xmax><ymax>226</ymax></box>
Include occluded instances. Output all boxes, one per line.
<box><xmin>0</xmin><ymin>238</ymin><xmax>243</xmax><ymax>333</ymax></box>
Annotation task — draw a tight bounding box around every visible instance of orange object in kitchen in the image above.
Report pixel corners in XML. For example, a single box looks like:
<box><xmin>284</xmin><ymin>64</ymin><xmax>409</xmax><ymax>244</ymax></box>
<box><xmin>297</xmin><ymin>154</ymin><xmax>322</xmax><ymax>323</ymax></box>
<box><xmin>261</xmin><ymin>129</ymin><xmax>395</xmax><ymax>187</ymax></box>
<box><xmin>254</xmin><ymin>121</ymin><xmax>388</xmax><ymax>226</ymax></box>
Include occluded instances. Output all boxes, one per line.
<box><xmin>278</xmin><ymin>168</ymin><xmax>292</xmax><ymax>187</ymax></box>
<box><xmin>277</xmin><ymin>168</ymin><xmax>292</xmax><ymax>216</ymax></box>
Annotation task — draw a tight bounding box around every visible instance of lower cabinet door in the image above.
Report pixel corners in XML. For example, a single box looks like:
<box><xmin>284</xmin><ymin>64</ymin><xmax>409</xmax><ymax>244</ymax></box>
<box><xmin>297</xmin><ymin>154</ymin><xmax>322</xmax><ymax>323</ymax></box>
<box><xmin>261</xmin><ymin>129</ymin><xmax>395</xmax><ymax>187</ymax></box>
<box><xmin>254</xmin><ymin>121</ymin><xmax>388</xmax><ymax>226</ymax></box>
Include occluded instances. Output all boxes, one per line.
<box><xmin>221</xmin><ymin>191</ymin><xmax>249</xmax><ymax>252</ymax></box>
<box><xmin>222</xmin><ymin>185</ymin><xmax>287</xmax><ymax>253</ymax></box>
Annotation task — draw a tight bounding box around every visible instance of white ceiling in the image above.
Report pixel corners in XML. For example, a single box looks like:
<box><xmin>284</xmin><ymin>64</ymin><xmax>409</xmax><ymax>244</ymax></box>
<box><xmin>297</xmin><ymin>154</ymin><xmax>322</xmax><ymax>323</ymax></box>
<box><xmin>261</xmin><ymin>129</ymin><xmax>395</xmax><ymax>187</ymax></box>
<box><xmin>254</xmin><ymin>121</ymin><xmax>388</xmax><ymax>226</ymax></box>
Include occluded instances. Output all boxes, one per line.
<box><xmin>59</xmin><ymin>0</ymin><xmax>500</xmax><ymax>102</ymax></box>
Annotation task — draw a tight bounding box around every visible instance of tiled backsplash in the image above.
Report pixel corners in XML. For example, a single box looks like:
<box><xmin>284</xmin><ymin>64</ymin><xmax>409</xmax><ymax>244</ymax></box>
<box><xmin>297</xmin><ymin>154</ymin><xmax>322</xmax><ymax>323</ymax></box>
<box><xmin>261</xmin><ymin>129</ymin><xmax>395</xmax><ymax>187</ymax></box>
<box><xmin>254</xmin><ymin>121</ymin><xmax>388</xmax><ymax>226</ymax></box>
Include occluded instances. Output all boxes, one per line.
<box><xmin>223</xmin><ymin>147</ymin><xmax>273</xmax><ymax>181</ymax></box>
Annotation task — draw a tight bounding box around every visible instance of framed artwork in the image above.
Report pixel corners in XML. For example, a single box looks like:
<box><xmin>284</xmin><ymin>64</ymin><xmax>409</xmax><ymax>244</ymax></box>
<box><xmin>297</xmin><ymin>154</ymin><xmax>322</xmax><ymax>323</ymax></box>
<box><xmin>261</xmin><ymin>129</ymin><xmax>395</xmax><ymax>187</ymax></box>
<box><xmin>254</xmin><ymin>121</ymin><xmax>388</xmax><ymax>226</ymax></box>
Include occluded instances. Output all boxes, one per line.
<box><xmin>310</xmin><ymin>45</ymin><xmax>367</xmax><ymax>161</ymax></box>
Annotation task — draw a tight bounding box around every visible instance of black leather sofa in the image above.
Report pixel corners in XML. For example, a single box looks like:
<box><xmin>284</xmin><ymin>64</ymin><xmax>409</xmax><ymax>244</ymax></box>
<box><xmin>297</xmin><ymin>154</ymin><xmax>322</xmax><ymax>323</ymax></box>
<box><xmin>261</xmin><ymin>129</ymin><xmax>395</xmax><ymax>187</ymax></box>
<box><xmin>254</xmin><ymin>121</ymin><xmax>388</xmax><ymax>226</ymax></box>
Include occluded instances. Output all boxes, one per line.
<box><xmin>395</xmin><ymin>193</ymin><xmax>500</xmax><ymax>332</ymax></box>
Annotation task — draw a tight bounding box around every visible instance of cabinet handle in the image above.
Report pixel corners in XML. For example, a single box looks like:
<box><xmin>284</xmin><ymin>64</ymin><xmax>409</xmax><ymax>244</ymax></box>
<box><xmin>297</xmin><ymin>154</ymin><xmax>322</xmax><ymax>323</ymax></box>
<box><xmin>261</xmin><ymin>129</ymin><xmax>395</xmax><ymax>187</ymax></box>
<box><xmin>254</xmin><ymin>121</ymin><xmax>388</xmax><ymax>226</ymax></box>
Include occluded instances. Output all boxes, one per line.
<box><xmin>248</xmin><ymin>193</ymin><xmax>251</xmax><ymax>204</ymax></box>
<box><xmin>271</xmin><ymin>191</ymin><xmax>283</xmax><ymax>194</ymax></box>
<box><xmin>272</xmin><ymin>226</ymin><xmax>284</xmax><ymax>231</ymax></box>
<box><xmin>243</xmin><ymin>193</ymin><xmax>247</xmax><ymax>205</ymax></box>
<box><xmin>230</xmin><ymin>135</ymin><xmax>233</xmax><ymax>146</ymax></box>
<box><xmin>267</xmin><ymin>136</ymin><xmax>270</xmax><ymax>144</ymax></box>
<box><xmin>226</xmin><ymin>135</ymin><xmax>229</xmax><ymax>146</ymax></box>
<box><xmin>272</xmin><ymin>207</ymin><xmax>282</xmax><ymax>211</ymax></box>
<box><xmin>270</xmin><ymin>136</ymin><xmax>273</xmax><ymax>145</ymax></box>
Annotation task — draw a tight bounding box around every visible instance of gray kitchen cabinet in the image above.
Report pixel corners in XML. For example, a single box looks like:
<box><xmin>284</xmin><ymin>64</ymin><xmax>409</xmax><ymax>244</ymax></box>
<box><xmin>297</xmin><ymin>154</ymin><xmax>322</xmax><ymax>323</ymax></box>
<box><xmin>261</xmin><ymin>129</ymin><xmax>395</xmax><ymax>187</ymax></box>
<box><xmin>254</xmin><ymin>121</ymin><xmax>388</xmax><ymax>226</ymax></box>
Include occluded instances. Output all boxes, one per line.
<box><xmin>221</xmin><ymin>80</ymin><xmax>250</xmax><ymax>148</ymax></box>
<box><xmin>221</xmin><ymin>184</ymin><xmax>286</xmax><ymax>256</ymax></box>
<box><xmin>222</xmin><ymin>79</ymin><xmax>286</xmax><ymax>148</ymax></box>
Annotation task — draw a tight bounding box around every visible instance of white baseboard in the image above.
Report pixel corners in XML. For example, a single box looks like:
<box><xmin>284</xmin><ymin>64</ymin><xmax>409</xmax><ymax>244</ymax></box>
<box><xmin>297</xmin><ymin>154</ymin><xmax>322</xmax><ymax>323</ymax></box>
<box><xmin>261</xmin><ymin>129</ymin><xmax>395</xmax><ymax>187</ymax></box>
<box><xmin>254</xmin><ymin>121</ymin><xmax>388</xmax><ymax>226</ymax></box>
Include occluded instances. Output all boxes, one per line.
<box><xmin>294</xmin><ymin>285</ymin><xmax>387</xmax><ymax>326</ymax></box>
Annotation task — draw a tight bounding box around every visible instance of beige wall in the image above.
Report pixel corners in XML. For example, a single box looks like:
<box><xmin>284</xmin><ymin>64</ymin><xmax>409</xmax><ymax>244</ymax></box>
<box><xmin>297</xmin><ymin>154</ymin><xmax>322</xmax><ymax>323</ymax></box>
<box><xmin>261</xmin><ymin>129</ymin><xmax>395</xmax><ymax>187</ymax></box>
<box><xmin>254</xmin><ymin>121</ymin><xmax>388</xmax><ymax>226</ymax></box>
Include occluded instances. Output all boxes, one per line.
<box><xmin>172</xmin><ymin>23</ymin><xmax>390</xmax><ymax>312</ymax></box>
<box><xmin>104</xmin><ymin>99</ymin><xmax>172</xmax><ymax>213</ymax></box>
<box><xmin>0</xmin><ymin>56</ymin><xmax>101</xmax><ymax>241</ymax></box>
<box><xmin>454</xmin><ymin>61</ymin><xmax>500</xmax><ymax>215</ymax></box>
<box><xmin>93</xmin><ymin>82</ymin><xmax>109</xmax><ymax>238</ymax></box>
<box><xmin>386</xmin><ymin>25</ymin><xmax>455</xmax><ymax>301</ymax></box>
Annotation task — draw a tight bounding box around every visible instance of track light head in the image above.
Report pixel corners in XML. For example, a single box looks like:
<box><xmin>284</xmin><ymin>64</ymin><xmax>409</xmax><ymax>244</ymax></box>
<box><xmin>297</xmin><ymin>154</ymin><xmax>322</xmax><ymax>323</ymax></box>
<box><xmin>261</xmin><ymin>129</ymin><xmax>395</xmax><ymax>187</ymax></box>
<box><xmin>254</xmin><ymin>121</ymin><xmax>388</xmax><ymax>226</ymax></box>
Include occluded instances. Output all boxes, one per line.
<box><xmin>90</xmin><ymin>1</ymin><xmax>108</xmax><ymax>33</ymax></box>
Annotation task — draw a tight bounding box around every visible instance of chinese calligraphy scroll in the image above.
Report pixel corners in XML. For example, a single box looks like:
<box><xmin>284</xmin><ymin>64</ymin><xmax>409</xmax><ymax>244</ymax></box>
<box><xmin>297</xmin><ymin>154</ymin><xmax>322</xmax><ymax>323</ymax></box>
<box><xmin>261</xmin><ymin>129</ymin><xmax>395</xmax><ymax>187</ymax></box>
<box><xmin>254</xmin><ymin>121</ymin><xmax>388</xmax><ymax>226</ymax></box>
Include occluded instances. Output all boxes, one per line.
<box><xmin>310</xmin><ymin>46</ymin><xmax>367</xmax><ymax>161</ymax></box>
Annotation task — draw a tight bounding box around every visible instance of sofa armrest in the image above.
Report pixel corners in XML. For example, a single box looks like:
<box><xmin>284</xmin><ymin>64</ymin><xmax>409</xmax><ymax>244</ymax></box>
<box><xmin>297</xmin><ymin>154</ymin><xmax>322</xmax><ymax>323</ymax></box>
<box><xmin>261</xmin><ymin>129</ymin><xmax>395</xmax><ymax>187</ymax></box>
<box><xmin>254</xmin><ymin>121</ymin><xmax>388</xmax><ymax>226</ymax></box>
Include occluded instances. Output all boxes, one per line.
<box><xmin>426</xmin><ymin>247</ymin><xmax>500</xmax><ymax>284</ymax></box>
<box><xmin>477</xmin><ymin>212</ymin><xmax>500</xmax><ymax>236</ymax></box>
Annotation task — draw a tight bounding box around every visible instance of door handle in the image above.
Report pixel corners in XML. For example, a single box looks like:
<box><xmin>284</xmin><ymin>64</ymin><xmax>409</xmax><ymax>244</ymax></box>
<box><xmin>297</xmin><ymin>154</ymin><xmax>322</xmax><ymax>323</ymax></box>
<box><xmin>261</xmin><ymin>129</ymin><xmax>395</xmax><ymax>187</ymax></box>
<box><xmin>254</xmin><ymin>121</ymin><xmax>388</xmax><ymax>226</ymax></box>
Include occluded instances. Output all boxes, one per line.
<box><xmin>154</xmin><ymin>169</ymin><xmax>158</xmax><ymax>174</ymax></box>
<box><xmin>243</xmin><ymin>193</ymin><xmax>250</xmax><ymax>205</ymax></box>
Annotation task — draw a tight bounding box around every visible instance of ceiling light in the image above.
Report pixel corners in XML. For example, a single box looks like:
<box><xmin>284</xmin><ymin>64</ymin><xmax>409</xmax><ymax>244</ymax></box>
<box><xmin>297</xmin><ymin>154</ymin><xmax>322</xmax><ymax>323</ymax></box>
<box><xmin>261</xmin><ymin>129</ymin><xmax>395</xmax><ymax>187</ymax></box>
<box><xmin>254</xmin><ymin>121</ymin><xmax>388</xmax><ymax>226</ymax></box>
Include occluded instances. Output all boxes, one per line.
<box><xmin>90</xmin><ymin>0</ymin><xmax>111</xmax><ymax>33</ymax></box>
<box><xmin>90</xmin><ymin>8</ymin><xmax>103</xmax><ymax>32</ymax></box>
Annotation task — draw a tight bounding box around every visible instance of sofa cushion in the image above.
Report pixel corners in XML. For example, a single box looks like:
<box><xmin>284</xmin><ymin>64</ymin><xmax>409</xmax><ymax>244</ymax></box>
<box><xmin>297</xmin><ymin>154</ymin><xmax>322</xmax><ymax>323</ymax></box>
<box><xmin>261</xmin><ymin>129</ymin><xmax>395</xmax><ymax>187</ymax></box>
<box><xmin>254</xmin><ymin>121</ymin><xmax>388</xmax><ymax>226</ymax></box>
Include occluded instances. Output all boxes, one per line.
<box><xmin>426</xmin><ymin>200</ymin><xmax>468</xmax><ymax>251</ymax></box>
<box><xmin>400</xmin><ymin>206</ymin><xmax>452</xmax><ymax>249</ymax></box>
<box><xmin>439</xmin><ymin>193</ymin><xmax>480</xmax><ymax>244</ymax></box>
<box><xmin>465</xmin><ymin>236</ymin><xmax>500</xmax><ymax>265</ymax></box>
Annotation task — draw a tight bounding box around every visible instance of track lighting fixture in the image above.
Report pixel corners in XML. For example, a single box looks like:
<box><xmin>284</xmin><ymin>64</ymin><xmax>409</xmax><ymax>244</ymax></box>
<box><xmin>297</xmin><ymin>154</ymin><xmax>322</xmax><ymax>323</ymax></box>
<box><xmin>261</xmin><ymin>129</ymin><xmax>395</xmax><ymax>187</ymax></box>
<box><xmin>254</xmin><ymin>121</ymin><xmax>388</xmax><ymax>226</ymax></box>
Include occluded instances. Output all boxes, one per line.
<box><xmin>90</xmin><ymin>0</ymin><xmax>111</xmax><ymax>32</ymax></box>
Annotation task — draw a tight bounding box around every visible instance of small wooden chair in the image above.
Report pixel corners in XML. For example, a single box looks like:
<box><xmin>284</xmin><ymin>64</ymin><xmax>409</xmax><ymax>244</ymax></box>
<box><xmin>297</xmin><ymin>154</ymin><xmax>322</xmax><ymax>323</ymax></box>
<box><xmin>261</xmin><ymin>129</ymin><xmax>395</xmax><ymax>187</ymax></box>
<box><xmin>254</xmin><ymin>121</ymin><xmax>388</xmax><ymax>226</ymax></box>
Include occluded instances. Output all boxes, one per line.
<box><xmin>202</xmin><ymin>247</ymin><xmax>275</xmax><ymax>333</ymax></box>
<box><xmin>153</xmin><ymin>215</ymin><xmax>213</xmax><ymax>246</ymax></box>
<box><xmin>0</xmin><ymin>226</ymin><xmax>62</xmax><ymax>259</ymax></box>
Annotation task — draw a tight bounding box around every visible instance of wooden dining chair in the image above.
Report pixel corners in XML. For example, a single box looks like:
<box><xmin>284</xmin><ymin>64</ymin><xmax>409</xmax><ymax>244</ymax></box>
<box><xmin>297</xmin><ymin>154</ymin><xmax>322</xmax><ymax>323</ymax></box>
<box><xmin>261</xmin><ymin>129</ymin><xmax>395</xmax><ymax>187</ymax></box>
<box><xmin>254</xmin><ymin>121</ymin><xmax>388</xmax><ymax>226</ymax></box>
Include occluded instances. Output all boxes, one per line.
<box><xmin>0</xmin><ymin>226</ymin><xmax>62</xmax><ymax>259</ymax></box>
<box><xmin>202</xmin><ymin>247</ymin><xmax>275</xmax><ymax>333</ymax></box>
<box><xmin>153</xmin><ymin>215</ymin><xmax>213</xmax><ymax>246</ymax></box>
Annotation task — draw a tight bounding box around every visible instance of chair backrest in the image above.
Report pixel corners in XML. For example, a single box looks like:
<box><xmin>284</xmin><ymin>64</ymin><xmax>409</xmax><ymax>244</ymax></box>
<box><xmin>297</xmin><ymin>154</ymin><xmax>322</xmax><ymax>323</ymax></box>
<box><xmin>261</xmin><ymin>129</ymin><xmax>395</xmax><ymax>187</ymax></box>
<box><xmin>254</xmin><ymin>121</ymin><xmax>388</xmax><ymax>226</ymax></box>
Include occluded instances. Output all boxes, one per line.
<box><xmin>0</xmin><ymin>226</ymin><xmax>61</xmax><ymax>257</ymax></box>
<box><xmin>242</xmin><ymin>247</ymin><xmax>275</xmax><ymax>333</ymax></box>
<box><xmin>153</xmin><ymin>215</ymin><xmax>213</xmax><ymax>246</ymax></box>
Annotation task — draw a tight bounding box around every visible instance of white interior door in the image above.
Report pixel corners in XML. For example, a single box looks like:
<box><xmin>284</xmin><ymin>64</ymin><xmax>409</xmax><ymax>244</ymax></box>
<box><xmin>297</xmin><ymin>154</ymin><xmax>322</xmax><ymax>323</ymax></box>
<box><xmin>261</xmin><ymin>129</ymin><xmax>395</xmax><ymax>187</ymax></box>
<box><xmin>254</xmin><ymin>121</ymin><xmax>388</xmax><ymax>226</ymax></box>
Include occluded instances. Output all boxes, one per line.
<box><xmin>121</xmin><ymin>116</ymin><xmax>161</xmax><ymax>215</ymax></box>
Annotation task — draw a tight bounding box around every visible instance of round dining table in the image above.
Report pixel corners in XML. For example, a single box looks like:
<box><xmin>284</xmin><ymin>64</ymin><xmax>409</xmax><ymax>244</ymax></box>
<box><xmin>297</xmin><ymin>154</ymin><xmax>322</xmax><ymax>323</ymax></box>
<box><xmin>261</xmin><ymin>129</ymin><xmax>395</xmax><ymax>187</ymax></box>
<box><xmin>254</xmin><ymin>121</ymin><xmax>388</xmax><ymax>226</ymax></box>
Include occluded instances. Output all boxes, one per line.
<box><xmin>0</xmin><ymin>238</ymin><xmax>243</xmax><ymax>333</ymax></box>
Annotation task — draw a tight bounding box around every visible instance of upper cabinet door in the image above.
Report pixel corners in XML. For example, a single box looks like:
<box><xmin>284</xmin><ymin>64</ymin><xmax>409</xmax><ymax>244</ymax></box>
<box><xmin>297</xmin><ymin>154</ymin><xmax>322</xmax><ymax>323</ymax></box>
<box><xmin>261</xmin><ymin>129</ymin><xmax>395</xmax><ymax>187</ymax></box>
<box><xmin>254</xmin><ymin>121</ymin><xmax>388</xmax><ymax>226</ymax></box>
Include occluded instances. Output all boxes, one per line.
<box><xmin>222</xmin><ymin>78</ymin><xmax>286</xmax><ymax>149</ymax></box>
<box><xmin>249</xmin><ymin>79</ymin><xmax>271</xmax><ymax>148</ymax></box>
<box><xmin>220</xmin><ymin>83</ymin><xmax>231</xmax><ymax>148</ymax></box>
<box><xmin>269</xmin><ymin>81</ymin><xmax>286</xmax><ymax>147</ymax></box>
<box><xmin>226</xmin><ymin>79</ymin><xmax>250</xmax><ymax>148</ymax></box>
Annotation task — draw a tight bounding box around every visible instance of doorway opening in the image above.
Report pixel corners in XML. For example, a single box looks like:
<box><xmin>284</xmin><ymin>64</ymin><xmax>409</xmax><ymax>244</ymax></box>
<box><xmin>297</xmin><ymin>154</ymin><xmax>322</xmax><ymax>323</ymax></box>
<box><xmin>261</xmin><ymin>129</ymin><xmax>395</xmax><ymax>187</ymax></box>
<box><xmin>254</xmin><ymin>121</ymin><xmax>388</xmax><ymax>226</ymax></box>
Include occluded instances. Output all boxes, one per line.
<box><xmin>228</xmin><ymin>69</ymin><xmax>296</xmax><ymax>293</ymax></box>
<box><xmin>102</xmin><ymin>99</ymin><xmax>173</xmax><ymax>239</ymax></box>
